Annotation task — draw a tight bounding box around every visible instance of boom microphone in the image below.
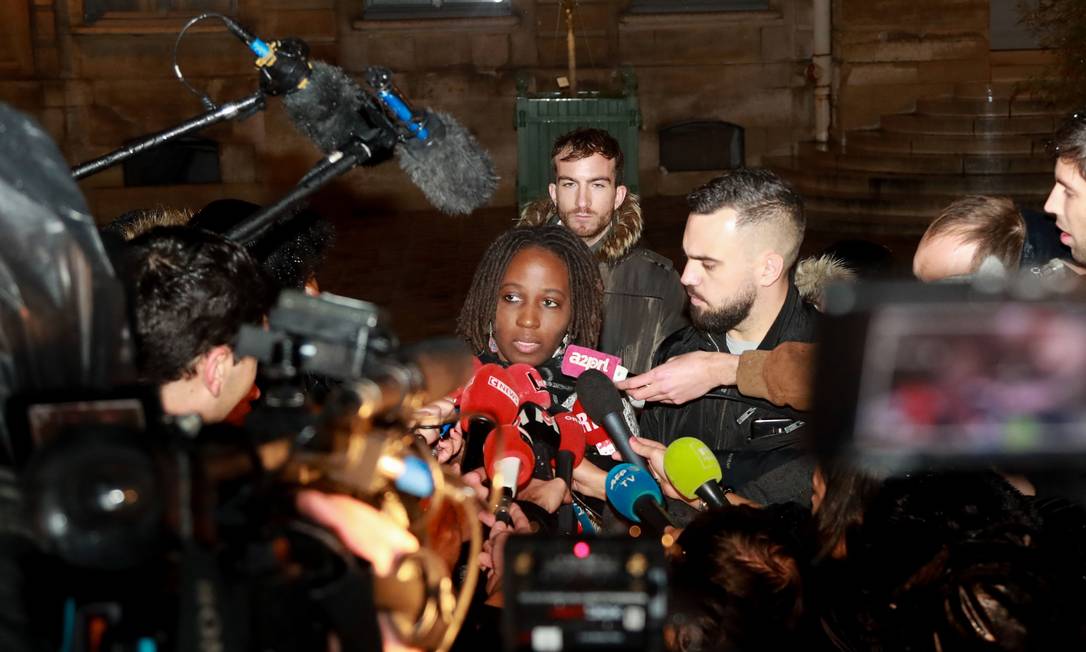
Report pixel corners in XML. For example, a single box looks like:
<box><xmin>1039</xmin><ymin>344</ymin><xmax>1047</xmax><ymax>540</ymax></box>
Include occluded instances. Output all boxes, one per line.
<box><xmin>605</xmin><ymin>464</ymin><xmax>673</xmax><ymax>537</ymax></box>
<box><xmin>662</xmin><ymin>437</ymin><xmax>729</xmax><ymax>509</ymax></box>
<box><xmin>575</xmin><ymin>370</ymin><xmax>648</xmax><ymax>473</ymax></box>
<box><xmin>395</xmin><ymin>111</ymin><xmax>498</xmax><ymax>215</ymax></box>
<box><xmin>221</xmin><ymin>18</ymin><xmax>497</xmax><ymax>215</ymax></box>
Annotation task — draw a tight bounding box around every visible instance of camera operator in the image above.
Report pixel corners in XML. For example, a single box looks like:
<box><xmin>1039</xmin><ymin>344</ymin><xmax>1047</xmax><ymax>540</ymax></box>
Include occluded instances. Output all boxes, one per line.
<box><xmin>122</xmin><ymin>226</ymin><xmax>274</xmax><ymax>423</ymax></box>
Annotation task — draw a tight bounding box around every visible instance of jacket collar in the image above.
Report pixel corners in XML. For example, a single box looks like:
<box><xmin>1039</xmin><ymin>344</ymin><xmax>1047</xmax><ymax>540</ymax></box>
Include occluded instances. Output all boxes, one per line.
<box><xmin>516</xmin><ymin>194</ymin><xmax>644</xmax><ymax>266</ymax></box>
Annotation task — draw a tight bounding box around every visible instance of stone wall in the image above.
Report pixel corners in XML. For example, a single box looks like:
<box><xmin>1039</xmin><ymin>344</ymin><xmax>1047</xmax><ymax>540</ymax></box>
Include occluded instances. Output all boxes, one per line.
<box><xmin>0</xmin><ymin>0</ymin><xmax>1022</xmax><ymax>221</ymax></box>
<box><xmin>0</xmin><ymin>0</ymin><xmax>824</xmax><ymax>221</ymax></box>
<box><xmin>832</xmin><ymin>0</ymin><xmax>991</xmax><ymax>133</ymax></box>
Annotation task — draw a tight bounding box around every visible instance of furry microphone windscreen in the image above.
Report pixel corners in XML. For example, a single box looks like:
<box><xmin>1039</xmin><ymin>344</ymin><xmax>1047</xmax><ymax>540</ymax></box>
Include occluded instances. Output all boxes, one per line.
<box><xmin>280</xmin><ymin>61</ymin><xmax>365</xmax><ymax>154</ymax></box>
<box><xmin>395</xmin><ymin>111</ymin><xmax>499</xmax><ymax>216</ymax></box>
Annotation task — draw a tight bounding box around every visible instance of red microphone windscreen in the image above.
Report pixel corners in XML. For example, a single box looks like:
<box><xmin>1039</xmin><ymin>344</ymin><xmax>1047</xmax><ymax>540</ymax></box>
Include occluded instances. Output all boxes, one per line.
<box><xmin>458</xmin><ymin>363</ymin><xmax>520</xmax><ymax>430</ymax></box>
<box><xmin>554</xmin><ymin>411</ymin><xmax>586</xmax><ymax>467</ymax></box>
<box><xmin>505</xmin><ymin>363</ymin><xmax>551</xmax><ymax>410</ymax></box>
<box><xmin>483</xmin><ymin>423</ymin><xmax>534</xmax><ymax>489</ymax></box>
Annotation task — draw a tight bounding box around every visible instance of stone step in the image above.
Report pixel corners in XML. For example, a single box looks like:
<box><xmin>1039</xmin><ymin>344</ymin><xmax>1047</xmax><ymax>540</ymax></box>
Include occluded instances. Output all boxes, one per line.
<box><xmin>879</xmin><ymin>113</ymin><xmax>1055</xmax><ymax>136</ymax></box>
<box><xmin>953</xmin><ymin>80</ymin><xmax>1039</xmax><ymax>100</ymax></box>
<box><xmin>916</xmin><ymin>97</ymin><xmax>1057</xmax><ymax>117</ymax></box>
<box><xmin>787</xmin><ymin>143</ymin><xmax>1053</xmax><ymax>176</ymax></box>
<box><xmin>844</xmin><ymin>130</ymin><xmax>1046</xmax><ymax>156</ymax></box>
<box><xmin>771</xmin><ymin>164</ymin><xmax>1052</xmax><ymax>198</ymax></box>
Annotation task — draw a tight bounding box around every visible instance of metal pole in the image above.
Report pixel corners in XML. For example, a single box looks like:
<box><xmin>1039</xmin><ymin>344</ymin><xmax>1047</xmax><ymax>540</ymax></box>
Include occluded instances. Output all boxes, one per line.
<box><xmin>71</xmin><ymin>92</ymin><xmax>266</xmax><ymax>180</ymax></box>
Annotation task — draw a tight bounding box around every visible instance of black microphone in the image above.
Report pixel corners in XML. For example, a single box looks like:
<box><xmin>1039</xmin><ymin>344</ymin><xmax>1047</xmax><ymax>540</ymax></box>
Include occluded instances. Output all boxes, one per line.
<box><xmin>575</xmin><ymin>370</ymin><xmax>649</xmax><ymax>473</ymax></box>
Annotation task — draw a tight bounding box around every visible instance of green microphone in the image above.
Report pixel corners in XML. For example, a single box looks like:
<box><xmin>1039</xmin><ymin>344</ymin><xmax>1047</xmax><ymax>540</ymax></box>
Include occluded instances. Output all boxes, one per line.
<box><xmin>663</xmin><ymin>437</ymin><xmax>729</xmax><ymax>509</ymax></box>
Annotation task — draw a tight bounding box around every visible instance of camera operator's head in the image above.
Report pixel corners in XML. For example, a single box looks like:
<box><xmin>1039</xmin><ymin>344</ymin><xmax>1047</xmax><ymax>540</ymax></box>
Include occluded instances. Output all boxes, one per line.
<box><xmin>124</xmin><ymin>226</ymin><xmax>273</xmax><ymax>423</ymax></box>
<box><xmin>681</xmin><ymin>168</ymin><xmax>805</xmax><ymax>340</ymax></box>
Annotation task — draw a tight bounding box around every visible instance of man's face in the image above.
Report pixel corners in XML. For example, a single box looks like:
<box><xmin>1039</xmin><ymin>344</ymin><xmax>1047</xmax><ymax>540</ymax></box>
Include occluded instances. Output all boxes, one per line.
<box><xmin>1045</xmin><ymin>157</ymin><xmax>1086</xmax><ymax>265</ymax></box>
<box><xmin>912</xmin><ymin>232</ymin><xmax>980</xmax><ymax>282</ymax></box>
<box><xmin>548</xmin><ymin>152</ymin><xmax>628</xmax><ymax>247</ymax></box>
<box><xmin>680</xmin><ymin>209</ymin><xmax>758</xmax><ymax>333</ymax></box>
<box><xmin>492</xmin><ymin>246</ymin><xmax>573</xmax><ymax>366</ymax></box>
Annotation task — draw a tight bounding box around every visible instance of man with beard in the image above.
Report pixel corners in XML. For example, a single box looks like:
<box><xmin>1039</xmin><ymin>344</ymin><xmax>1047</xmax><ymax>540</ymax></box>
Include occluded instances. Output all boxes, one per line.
<box><xmin>629</xmin><ymin>169</ymin><xmax>819</xmax><ymax>514</ymax></box>
<box><xmin>518</xmin><ymin>128</ymin><xmax>686</xmax><ymax>374</ymax></box>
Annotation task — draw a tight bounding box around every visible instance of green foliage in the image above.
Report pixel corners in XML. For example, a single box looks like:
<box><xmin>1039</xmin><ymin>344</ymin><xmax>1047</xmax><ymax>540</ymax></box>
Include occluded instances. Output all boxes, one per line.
<box><xmin>1019</xmin><ymin>0</ymin><xmax>1086</xmax><ymax>106</ymax></box>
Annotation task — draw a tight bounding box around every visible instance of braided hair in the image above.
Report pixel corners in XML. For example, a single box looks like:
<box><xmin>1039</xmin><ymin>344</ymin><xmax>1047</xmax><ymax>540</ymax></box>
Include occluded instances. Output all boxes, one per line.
<box><xmin>456</xmin><ymin>225</ymin><xmax>603</xmax><ymax>356</ymax></box>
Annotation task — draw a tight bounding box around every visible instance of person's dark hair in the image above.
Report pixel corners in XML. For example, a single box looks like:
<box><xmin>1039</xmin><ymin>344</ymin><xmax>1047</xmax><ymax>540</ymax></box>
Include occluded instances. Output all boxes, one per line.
<box><xmin>812</xmin><ymin>458</ymin><xmax>882</xmax><ymax>561</ymax></box>
<box><xmin>922</xmin><ymin>196</ymin><xmax>1025</xmax><ymax>272</ymax></box>
<box><xmin>1051</xmin><ymin>111</ymin><xmax>1086</xmax><ymax>178</ymax></box>
<box><xmin>827</xmin><ymin>471</ymin><xmax>1076</xmax><ymax>651</ymax></box>
<box><xmin>188</xmin><ymin>199</ymin><xmax>336</xmax><ymax>292</ymax></box>
<box><xmin>550</xmin><ymin>127</ymin><xmax>625</xmax><ymax>185</ymax></box>
<box><xmin>124</xmin><ymin>226</ymin><xmax>273</xmax><ymax>385</ymax></box>
<box><xmin>686</xmin><ymin>168</ymin><xmax>806</xmax><ymax>267</ymax></box>
<box><xmin>456</xmin><ymin>225</ymin><xmax>603</xmax><ymax>355</ymax></box>
<box><xmin>669</xmin><ymin>503</ymin><xmax>812</xmax><ymax>652</ymax></box>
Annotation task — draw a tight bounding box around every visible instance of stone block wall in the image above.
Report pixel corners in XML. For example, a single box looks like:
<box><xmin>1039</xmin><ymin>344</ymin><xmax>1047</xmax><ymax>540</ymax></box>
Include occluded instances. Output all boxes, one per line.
<box><xmin>832</xmin><ymin>0</ymin><xmax>991</xmax><ymax>132</ymax></box>
<box><xmin>0</xmin><ymin>0</ymin><xmax>1010</xmax><ymax>221</ymax></box>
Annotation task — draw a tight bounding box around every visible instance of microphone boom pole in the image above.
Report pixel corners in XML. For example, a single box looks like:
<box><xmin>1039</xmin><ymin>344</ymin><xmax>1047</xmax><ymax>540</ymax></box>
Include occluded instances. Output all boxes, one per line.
<box><xmin>226</xmin><ymin>141</ymin><xmax>378</xmax><ymax>245</ymax></box>
<box><xmin>71</xmin><ymin>92</ymin><xmax>266</xmax><ymax>180</ymax></box>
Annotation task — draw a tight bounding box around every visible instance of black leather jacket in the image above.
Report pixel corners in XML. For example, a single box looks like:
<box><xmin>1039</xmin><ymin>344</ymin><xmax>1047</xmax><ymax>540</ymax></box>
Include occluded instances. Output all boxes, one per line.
<box><xmin>598</xmin><ymin>247</ymin><xmax>687</xmax><ymax>375</ymax></box>
<box><xmin>639</xmin><ymin>280</ymin><xmax>819</xmax><ymax>509</ymax></box>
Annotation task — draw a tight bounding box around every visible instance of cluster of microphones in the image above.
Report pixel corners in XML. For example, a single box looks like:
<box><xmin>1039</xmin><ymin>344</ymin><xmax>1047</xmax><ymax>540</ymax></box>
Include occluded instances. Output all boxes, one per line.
<box><xmin>450</xmin><ymin>345</ymin><xmax>732</xmax><ymax>538</ymax></box>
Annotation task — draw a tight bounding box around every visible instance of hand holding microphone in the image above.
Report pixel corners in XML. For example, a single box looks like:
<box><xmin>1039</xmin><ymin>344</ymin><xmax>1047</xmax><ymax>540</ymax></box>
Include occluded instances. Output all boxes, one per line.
<box><xmin>605</xmin><ymin>463</ymin><xmax>674</xmax><ymax>537</ymax></box>
<box><xmin>663</xmin><ymin>437</ymin><xmax>731</xmax><ymax>509</ymax></box>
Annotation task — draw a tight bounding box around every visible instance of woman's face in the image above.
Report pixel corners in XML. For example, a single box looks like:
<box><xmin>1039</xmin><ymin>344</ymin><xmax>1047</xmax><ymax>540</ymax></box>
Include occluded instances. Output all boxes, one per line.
<box><xmin>493</xmin><ymin>246</ymin><xmax>573</xmax><ymax>367</ymax></box>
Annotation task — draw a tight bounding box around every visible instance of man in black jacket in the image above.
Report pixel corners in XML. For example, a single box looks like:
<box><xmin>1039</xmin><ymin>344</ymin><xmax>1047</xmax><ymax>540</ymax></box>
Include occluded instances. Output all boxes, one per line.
<box><xmin>518</xmin><ymin>128</ymin><xmax>686</xmax><ymax>374</ymax></box>
<box><xmin>629</xmin><ymin>169</ymin><xmax>818</xmax><ymax>513</ymax></box>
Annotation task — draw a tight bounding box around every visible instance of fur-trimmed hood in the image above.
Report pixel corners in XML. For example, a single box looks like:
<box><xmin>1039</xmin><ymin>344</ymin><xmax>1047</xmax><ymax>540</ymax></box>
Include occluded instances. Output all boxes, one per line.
<box><xmin>517</xmin><ymin>194</ymin><xmax>644</xmax><ymax>266</ymax></box>
<box><xmin>795</xmin><ymin>254</ymin><xmax>856</xmax><ymax>309</ymax></box>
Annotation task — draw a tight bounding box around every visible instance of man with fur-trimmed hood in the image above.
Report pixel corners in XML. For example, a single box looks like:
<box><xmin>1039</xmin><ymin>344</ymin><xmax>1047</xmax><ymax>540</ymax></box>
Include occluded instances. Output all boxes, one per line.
<box><xmin>518</xmin><ymin>128</ymin><xmax>687</xmax><ymax>374</ymax></box>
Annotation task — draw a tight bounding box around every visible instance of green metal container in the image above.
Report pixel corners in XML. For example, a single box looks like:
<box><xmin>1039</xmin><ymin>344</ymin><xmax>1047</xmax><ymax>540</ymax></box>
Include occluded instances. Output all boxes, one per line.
<box><xmin>514</xmin><ymin>70</ymin><xmax>642</xmax><ymax>209</ymax></box>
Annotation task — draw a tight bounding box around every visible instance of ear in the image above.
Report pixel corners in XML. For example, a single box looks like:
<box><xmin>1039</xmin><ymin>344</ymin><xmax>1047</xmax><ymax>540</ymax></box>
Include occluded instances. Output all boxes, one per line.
<box><xmin>613</xmin><ymin>184</ymin><xmax>628</xmax><ymax>211</ymax></box>
<box><xmin>811</xmin><ymin>464</ymin><xmax>826</xmax><ymax>514</ymax></box>
<box><xmin>758</xmin><ymin>251</ymin><xmax>785</xmax><ymax>286</ymax></box>
<box><xmin>200</xmin><ymin>345</ymin><xmax>233</xmax><ymax>398</ymax></box>
<box><xmin>548</xmin><ymin>182</ymin><xmax>558</xmax><ymax>205</ymax></box>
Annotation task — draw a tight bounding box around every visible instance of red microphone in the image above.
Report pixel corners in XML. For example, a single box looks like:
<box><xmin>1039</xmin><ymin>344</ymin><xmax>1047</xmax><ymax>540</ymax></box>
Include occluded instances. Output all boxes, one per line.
<box><xmin>553</xmin><ymin>411</ymin><xmax>586</xmax><ymax>534</ymax></box>
<box><xmin>483</xmin><ymin>423</ymin><xmax>535</xmax><ymax>524</ymax></box>
<box><xmin>457</xmin><ymin>363</ymin><xmax>521</xmax><ymax>471</ymax></box>
<box><xmin>505</xmin><ymin>363</ymin><xmax>551</xmax><ymax>410</ymax></box>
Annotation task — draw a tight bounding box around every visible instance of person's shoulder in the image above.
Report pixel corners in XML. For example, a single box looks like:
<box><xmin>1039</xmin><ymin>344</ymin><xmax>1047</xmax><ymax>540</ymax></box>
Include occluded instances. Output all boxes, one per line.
<box><xmin>616</xmin><ymin>247</ymin><xmax>680</xmax><ymax>279</ymax></box>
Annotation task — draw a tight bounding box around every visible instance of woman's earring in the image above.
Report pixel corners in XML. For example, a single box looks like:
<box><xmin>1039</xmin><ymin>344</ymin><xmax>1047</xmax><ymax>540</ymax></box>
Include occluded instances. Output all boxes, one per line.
<box><xmin>488</xmin><ymin>323</ymin><xmax>499</xmax><ymax>353</ymax></box>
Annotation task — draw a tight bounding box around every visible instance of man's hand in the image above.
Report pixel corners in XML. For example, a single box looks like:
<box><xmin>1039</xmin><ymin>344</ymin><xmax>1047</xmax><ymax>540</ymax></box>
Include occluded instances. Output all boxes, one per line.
<box><xmin>478</xmin><ymin>502</ymin><xmax>532</xmax><ymax>606</ymax></box>
<box><xmin>518</xmin><ymin>477</ymin><xmax>571</xmax><ymax>513</ymax></box>
<box><xmin>295</xmin><ymin>490</ymin><xmax>419</xmax><ymax>576</ymax></box>
<box><xmin>611</xmin><ymin>437</ymin><xmax>690</xmax><ymax>503</ymax></box>
<box><xmin>617</xmin><ymin>351</ymin><xmax>739</xmax><ymax>405</ymax></box>
<box><xmin>571</xmin><ymin>460</ymin><xmax>608</xmax><ymax>500</ymax></box>
<box><xmin>434</xmin><ymin>421</ymin><xmax>464</xmax><ymax>465</ymax></box>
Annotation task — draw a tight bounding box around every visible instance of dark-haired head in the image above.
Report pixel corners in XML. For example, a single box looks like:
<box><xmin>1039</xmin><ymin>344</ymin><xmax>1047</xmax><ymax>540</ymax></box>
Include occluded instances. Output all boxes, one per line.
<box><xmin>124</xmin><ymin>226</ymin><xmax>273</xmax><ymax>386</ymax></box>
<box><xmin>456</xmin><ymin>225</ymin><xmax>602</xmax><ymax>364</ymax></box>
<box><xmin>669</xmin><ymin>503</ymin><xmax>811</xmax><ymax>652</ymax></box>
<box><xmin>686</xmin><ymin>168</ymin><xmax>805</xmax><ymax>269</ymax></box>
<box><xmin>550</xmin><ymin>127</ymin><xmax>624</xmax><ymax>185</ymax></box>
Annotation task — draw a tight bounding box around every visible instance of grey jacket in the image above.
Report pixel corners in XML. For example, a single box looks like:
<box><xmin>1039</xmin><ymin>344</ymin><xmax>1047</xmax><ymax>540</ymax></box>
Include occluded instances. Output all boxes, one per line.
<box><xmin>518</xmin><ymin>195</ymin><xmax>687</xmax><ymax>374</ymax></box>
